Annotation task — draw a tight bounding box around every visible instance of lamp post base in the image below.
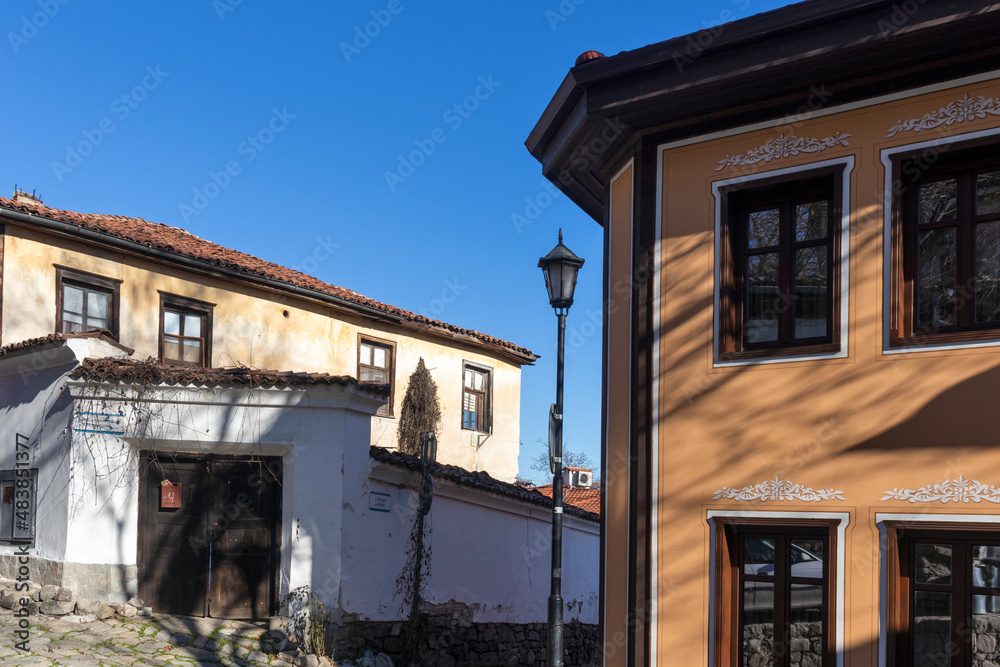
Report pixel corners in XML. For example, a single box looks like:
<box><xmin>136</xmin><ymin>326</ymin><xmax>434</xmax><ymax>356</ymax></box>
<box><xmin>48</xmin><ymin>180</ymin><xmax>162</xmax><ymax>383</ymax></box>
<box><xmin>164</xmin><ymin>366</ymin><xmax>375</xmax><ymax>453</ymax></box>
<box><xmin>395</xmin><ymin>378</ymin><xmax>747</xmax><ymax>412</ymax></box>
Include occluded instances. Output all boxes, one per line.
<box><xmin>547</xmin><ymin>593</ymin><xmax>564</xmax><ymax>667</ymax></box>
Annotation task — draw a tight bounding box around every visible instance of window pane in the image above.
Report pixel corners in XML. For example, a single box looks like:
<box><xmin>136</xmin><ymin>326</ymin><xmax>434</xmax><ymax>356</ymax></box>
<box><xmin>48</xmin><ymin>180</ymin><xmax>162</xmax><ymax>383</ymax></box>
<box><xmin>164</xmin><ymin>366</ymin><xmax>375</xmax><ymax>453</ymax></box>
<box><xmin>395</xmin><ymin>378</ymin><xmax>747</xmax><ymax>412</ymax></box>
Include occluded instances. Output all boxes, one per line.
<box><xmin>790</xmin><ymin>583</ymin><xmax>824</xmax><ymax>664</ymax></box>
<box><xmin>917</xmin><ymin>228</ymin><xmax>957</xmax><ymax>329</ymax></box>
<box><xmin>743</xmin><ymin>581</ymin><xmax>775</xmax><ymax>667</ymax></box>
<box><xmin>182</xmin><ymin>340</ymin><xmax>202</xmax><ymax>364</ymax></box>
<box><xmin>164</xmin><ymin>311</ymin><xmax>181</xmax><ymax>336</ymax></box>
<box><xmin>795</xmin><ymin>201</ymin><xmax>828</xmax><ymax>241</ymax></box>
<box><xmin>973</xmin><ymin>545</ymin><xmax>1000</xmax><ymax>589</ymax></box>
<box><xmin>915</xmin><ymin>543</ymin><xmax>952</xmax><ymax>585</ymax></box>
<box><xmin>463</xmin><ymin>409</ymin><xmax>477</xmax><ymax>431</ymax></box>
<box><xmin>465</xmin><ymin>369</ymin><xmax>473</xmax><ymax>389</ymax></box>
<box><xmin>62</xmin><ymin>311</ymin><xmax>84</xmax><ymax>333</ymax></box>
<box><xmin>748</xmin><ymin>209</ymin><xmax>780</xmax><ymax>249</ymax></box>
<box><xmin>919</xmin><ymin>179</ymin><xmax>958</xmax><ymax>225</ymax></box>
<box><xmin>475</xmin><ymin>371</ymin><xmax>485</xmax><ymax>391</ymax></box>
<box><xmin>360</xmin><ymin>344</ymin><xmax>372</xmax><ymax>366</ymax></box>
<box><xmin>360</xmin><ymin>369</ymin><xmax>388</xmax><ymax>384</ymax></box>
<box><xmin>747</xmin><ymin>253</ymin><xmax>780</xmax><ymax>343</ymax></box>
<box><xmin>791</xmin><ymin>539</ymin><xmax>824</xmax><ymax>575</ymax></box>
<box><xmin>63</xmin><ymin>285</ymin><xmax>83</xmax><ymax>315</ymax></box>
<box><xmin>88</xmin><ymin>291</ymin><xmax>109</xmax><ymax>320</ymax></box>
<box><xmin>184</xmin><ymin>314</ymin><xmax>202</xmax><ymax>337</ymax></box>
<box><xmin>973</xmin><ymin>594</ymin><xmax>1000</xmax><ymax>664</ymax></box>
<box><xmin>913</xmin><ymin>591</ymin><xmax>951</xmax><ymax>667</ymax></box>
<box><xmin>373</xmin><ymin>346</ymin><xmax>387</xmax><ymax>368</ymax></box>
<box><xmin>163</xmin><ymin>336</ymin><xmax>181</xmax><ymax>362</ymax></box>
<box><xmin>794</xmin><ymin>246</ymin><xmax>828</xmax><ymax>340</ymax></box>
<box><xmin>978</xmin><ymin>171</ymin><xmax>1000</xmax><ymax>216</ymax></box>
<box><xmin>976</xmin><ymin>221</ymin><xmax>1000</xmax><ymax>322</ymax></box>
<box><xmin>743</xmin><ymin>538</ymin><xmax>775</xmax><ymax>575</ymax></box>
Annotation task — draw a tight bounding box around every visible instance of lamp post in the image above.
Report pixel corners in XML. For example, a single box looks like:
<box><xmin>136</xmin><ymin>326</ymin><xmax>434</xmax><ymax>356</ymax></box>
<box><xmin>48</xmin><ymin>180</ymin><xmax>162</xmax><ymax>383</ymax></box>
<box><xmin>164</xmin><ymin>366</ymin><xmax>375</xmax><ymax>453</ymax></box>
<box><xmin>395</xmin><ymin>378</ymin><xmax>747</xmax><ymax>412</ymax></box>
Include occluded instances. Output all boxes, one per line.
<box><xmin>538</xmin><ymin>229</ymin><xmax>584</xmax><ymax>667</ymax></box>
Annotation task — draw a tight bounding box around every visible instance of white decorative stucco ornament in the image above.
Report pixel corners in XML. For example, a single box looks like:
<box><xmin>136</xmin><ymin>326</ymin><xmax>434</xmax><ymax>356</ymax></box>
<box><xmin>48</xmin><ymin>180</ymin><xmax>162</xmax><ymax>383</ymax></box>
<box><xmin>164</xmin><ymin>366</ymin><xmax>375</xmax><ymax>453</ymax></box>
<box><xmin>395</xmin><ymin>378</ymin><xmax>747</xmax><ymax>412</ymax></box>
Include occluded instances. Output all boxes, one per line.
<box><xmin>714</xmin><ymin>133</ymin><xmax>852</xmax><ymax>171</ymax></box>
<box><xmin>880</xmin><ymin>476</ymin><xmax>1000</xmax><ymax>503</ymax></box>
<box><xmin>712</xmin><ymin>477</ymin><xmax>845</xmax><ymax>502</ymax></box>
<box><xmin>885</xmin><ymin>94</ymin><xmax>1000</xmax><ymax>138</ymax></box>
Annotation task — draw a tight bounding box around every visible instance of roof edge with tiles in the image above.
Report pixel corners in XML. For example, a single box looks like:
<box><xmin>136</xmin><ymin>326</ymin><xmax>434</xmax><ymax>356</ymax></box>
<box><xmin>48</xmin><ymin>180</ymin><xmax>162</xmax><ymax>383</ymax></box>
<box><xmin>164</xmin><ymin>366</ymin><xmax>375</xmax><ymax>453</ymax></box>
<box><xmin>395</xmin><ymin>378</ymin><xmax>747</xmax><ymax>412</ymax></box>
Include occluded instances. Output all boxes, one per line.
<box><xmin>69</xmin><ymin>357</ymin><xmax>391</xmax><ymax>393</ymax></box>
<box><xmin>369</xmin><ymin>446</ymin><xmax>599</xmax><ymax>522</ymax></box>
<box><xmin>0</xmin><ymin>197</ymin><xmax>537</xmax><ymax>365</ymax></box>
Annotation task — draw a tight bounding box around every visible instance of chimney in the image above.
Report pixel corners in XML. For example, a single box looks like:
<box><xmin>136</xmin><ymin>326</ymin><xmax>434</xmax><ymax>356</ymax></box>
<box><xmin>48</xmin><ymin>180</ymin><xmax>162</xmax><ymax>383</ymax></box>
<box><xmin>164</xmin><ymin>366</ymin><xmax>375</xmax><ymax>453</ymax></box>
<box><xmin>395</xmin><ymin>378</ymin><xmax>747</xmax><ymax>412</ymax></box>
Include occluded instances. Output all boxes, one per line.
<box><xmin>562</xmin><ymin>467</ymin><xmax>594</xmax><ymax>488</ymax></box>
<box><xmin>12</xmin><ymin>188</ymin><xmax>43</xmax><ymax>206</ymax></box>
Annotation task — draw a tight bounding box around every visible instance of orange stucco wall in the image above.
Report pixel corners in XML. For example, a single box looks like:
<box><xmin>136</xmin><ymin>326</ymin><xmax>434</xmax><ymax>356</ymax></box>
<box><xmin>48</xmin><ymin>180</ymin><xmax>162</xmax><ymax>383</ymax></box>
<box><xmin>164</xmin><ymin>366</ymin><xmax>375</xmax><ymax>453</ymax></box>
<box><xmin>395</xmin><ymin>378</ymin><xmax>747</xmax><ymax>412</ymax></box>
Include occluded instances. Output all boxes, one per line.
<box><xmin>606</xmin><ymin>163</ymin><xmax>634</xmax><ymax>667</ymax></box>
<box><xmin>612</xmin><ymin>77</ymin><xmax>1000</xmax><ymax>665</ymax></box>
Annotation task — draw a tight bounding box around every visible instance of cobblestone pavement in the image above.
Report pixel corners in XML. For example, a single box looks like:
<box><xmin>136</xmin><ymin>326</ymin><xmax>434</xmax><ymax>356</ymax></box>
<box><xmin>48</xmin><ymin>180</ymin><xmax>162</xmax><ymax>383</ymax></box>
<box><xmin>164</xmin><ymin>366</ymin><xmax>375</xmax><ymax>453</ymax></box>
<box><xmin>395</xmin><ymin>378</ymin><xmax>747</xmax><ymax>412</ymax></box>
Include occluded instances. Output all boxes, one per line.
<box><xmin>0</xmin><ymin>609</ymin><xmax>317</xmax><ymax>667</ymax></box>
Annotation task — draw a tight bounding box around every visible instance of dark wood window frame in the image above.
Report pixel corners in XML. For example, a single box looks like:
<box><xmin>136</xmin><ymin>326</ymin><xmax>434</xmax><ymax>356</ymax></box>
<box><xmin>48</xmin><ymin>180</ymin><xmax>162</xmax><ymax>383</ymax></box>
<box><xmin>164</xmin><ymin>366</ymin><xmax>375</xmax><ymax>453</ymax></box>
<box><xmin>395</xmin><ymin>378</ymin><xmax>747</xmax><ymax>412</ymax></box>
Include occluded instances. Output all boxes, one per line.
<box><xmin>55</xmin><ymin>266</ymin><xmax>122</xmax><ymax>339</ymax></box>
<box><xmin>461</xmin><ymin>362</ymin><xmax>492</xmax><ymax>433</ymax></box>
<box><xmin>886</xmin><ymin>523</ymin><xmax>1000</xmax><ymax>667</ymax></box>
<box><xmin>712</xmin><ymin>517</ymin><xmax>838</xmax><ymax>667</ymax></box>
<box><xmin>889</xmin><ymin>139</ymin><xmax>1000</xmax><ymax>348</ymax></box>
<box><xmin>718</xmin><ymin>166</ymin><xmax>844</xmax><ymax>361</ymax></box>
<box><xmin>158</xmin><ymin>292</ymin><xmax>214</xmax><ymax>367</ymax></box>
<box><xmin>357</xmin><ymin>334</ymin><xmax>395</xmax><ymax>417</ymax></box>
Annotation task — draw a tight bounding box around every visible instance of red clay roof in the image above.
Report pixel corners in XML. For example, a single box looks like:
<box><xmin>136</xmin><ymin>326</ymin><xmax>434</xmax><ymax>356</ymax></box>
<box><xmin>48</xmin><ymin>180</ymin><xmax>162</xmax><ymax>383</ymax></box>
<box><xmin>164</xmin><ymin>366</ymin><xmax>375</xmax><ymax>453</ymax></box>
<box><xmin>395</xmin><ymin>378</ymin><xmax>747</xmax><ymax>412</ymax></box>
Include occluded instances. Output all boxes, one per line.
<box><xmin>369</xmin><ymin>446</ymin><xmax>598</xmax><ymax>522</ymax></box>
<box><xmin>0</xmin><ymin>331</ymin><xmax>134</xmax><ymax>358</ymax></box>
<box><xmin>532</xmin><ymin>484</ymin><xmax>601</xmax><ymax>515</ymax></box>
<box><xmin>0</xmin><ymin>196</ymin><xmax>535</xmax><ymax>363</ymax></box>
<box><xmin>70</xmin><ymin>357</ymin><xmax>390</xmax><ymax>394</ymax></box>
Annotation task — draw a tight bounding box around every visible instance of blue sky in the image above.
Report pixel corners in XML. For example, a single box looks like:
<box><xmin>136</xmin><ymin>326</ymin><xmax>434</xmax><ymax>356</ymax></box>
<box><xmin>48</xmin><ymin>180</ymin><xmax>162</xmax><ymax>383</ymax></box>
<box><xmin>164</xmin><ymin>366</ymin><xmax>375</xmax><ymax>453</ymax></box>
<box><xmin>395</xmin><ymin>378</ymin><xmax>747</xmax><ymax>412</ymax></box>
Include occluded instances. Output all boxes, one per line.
<box><xmin>2</xmin><ymin>0</ymin><xmax>796</xmax><ymax>483</ymax></box>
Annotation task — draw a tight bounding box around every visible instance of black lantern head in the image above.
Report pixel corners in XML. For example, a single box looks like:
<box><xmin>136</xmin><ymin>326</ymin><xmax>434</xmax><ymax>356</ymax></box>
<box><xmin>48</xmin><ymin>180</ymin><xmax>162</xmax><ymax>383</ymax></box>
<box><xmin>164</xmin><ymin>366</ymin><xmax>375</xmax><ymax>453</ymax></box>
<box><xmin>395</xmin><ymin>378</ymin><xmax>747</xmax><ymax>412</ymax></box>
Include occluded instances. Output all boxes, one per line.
<box><xmin>538</xmin><ymin>229</ymin><xmax>585</xmax><ymax>311</ymax></box>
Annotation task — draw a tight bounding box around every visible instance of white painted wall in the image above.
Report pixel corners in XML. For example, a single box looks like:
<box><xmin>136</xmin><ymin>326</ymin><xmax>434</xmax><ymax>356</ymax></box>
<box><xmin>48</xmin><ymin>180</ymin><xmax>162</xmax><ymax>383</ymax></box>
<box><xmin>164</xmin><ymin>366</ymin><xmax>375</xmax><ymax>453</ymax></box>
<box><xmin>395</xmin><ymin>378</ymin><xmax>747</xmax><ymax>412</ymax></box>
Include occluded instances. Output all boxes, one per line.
<box><xmin>0</xmin><ymin>338</ymin><xmax>383</xmax><ymax>611</ymax></box>
<box><xmin>0</xmin><ymin>339</ymin><xmax>581</xmax><ymax>628</ymax></box>
<box><xmin>0</xmin><ymin>338</ymin><xmax>124</xmax><ymax>565</ymax></box>
<box><xmin>339</xmin><ymin>453</ymin><xmax>599</xmax><ymax>625</ymax></box>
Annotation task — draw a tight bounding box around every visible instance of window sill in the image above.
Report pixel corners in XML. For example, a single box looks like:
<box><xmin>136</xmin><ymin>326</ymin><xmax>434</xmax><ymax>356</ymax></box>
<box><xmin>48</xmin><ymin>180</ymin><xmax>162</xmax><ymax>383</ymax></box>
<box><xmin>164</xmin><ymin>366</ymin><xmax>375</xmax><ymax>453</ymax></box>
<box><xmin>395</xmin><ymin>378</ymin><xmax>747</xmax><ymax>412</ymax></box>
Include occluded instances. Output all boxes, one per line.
<box><xmin>887</xmin><ymin>332</ymin><xmax>1000</xmax><ymax>354</ymax></box>
<box><xmin>716</xmin><ymin>342</ymin><xmax>844</xmax><ymax>367</ymax></box>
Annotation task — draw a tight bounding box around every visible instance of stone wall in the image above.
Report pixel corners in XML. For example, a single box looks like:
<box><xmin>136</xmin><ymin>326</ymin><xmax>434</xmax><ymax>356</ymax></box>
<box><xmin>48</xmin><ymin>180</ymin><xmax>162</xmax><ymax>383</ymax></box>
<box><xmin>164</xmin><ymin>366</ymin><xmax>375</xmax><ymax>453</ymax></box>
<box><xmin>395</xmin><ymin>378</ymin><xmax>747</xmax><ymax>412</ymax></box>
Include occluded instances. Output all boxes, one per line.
<box><xmin>0</xmin><ymin>555</ymin><xmax>137</xmax><ymax>604</ymax></box>
<box><xmin>334</xmin><ymin>618</ymin><xmax>599</xmax><ymax>666</ymax></box>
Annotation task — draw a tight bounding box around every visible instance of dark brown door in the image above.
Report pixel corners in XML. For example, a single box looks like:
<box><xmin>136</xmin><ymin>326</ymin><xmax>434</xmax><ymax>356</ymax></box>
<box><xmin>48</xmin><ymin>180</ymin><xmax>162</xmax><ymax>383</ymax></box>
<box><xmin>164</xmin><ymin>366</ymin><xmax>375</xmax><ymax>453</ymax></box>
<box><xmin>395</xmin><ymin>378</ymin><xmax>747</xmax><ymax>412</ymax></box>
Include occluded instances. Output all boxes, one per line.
<box><xmin>138</xmin><ymin>454</ymin><xmax>281</xmax><ymax>619</ymax></box>
<box><xmin>207</xmin><ymin>460</ymin><xmax>280</xmax><ymax>619</ymax></box>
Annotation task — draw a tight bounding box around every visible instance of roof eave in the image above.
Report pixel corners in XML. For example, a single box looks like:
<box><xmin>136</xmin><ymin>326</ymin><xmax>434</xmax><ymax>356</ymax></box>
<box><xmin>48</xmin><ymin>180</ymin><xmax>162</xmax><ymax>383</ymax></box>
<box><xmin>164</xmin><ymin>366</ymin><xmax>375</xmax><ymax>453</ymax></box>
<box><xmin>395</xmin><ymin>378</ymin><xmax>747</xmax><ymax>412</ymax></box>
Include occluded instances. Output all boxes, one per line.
<box><xmin>0</xmin><ymin>208</ymin><xmax>538</xmax><ymax>365</ymax></box>
<box><xmin>527</xmin><ymin>0</ymin><xmax>1000</xmax><ymax>224</ymax></box>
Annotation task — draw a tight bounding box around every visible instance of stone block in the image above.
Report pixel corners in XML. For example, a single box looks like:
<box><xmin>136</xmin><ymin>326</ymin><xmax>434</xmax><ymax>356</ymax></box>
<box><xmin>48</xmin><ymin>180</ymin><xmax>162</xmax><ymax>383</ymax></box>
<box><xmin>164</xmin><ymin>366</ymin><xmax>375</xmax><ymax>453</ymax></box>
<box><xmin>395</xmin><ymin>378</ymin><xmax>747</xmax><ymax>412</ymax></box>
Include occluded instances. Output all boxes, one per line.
<box><xmin>56</xmin><ymin>587</ymin><xmax>73</xmax><ymax>602</ymax></box>
<box><xmin>95</xmin><ymin>602</ymin><xmax>115</xmax><ymax>620</ymax></box>
<box><xmin>40</xmin><ymin>600</ymin><xmax>75</xmax><ymax>615</ymax></box>
<box><xmin>88</xmin><ymin>573</ymin><xmax>108</xmax><ymax>592</ymax></box>
<box><xmin>0</xmin><ymin>589</ymin><xmax>18</xmax><ymax>609</ymax></box>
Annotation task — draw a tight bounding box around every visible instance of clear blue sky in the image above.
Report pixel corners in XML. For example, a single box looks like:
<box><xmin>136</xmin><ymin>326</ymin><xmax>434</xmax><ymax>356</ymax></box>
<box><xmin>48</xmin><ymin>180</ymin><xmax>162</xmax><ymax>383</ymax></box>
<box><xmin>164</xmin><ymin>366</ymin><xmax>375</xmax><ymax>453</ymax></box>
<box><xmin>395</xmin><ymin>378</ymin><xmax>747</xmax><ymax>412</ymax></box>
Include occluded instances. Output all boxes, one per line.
<box><xmin>2</xmin><ymin>0</ymin><xmax>795</xmax><ymax>483</ymax></box>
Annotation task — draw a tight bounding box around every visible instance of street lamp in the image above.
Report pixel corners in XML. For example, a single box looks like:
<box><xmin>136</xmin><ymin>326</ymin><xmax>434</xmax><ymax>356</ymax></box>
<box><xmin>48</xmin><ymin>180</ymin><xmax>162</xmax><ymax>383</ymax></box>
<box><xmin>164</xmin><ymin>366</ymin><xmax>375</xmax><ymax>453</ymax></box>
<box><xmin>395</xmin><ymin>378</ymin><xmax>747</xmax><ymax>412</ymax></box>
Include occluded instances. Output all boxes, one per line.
<box><xmin>538</xmin><ymin>228</ymin><xmax>584</xmax><ymax>667</ymax></box>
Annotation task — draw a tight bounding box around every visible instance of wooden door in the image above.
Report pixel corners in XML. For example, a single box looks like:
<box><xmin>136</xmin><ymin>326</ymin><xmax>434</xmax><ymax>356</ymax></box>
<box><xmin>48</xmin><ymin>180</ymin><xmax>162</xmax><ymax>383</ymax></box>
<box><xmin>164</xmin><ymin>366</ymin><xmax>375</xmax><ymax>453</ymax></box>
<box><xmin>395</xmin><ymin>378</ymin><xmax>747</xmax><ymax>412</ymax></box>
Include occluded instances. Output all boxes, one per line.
<box><xmin>207</xmin><ymin>460</ymin><xmax>280</xmax><ymax>619</ymax></box>
<box><xmin>138</xmin><ymin>454</ymin><xmax>281</xmax><ymax>619</ymax></box>
<box><xmin>139</xmin><ymin>456</ymin><xmax>210</xmax><ymax>616</ymax></box>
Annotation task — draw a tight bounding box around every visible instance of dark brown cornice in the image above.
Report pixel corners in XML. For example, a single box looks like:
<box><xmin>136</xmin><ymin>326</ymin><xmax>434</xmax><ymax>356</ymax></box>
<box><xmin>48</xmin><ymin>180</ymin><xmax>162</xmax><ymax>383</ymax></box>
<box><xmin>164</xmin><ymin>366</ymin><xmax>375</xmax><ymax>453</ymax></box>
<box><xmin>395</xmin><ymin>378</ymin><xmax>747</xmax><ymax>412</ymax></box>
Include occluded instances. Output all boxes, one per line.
<box><xmin>527</xmin><ymin>0</ymin><xmax>1000</xmax><ymax>223</ymax></box>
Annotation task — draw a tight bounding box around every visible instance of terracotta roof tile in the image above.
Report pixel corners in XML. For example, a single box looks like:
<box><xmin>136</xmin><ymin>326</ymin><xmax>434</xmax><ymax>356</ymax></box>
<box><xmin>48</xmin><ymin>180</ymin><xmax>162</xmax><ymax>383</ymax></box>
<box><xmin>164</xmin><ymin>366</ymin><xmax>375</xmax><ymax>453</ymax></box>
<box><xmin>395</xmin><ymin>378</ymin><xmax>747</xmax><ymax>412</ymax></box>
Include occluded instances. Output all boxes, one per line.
<box><xmin>532</xmin><ymin>484</ymin><xmax>602</xmax><ymax>515</ymax></box>
<box><xmin>70</xmin><ymin>357</ymin><xmax>390</xmax><ymax>393</ymax></box>
<box><xmin>369</xmin><ymin>446</ymin><xmax>598</xmax><ymax>522</ymax></box>
<box><xmin>0</xmin><ymin>197</ymin><xmax>536</xmax><ymax>363</ymax></box>
<box><xmin>0</xmin><ymin>331</ymin><xmax>134</xmax><ymax>358</ymax></box>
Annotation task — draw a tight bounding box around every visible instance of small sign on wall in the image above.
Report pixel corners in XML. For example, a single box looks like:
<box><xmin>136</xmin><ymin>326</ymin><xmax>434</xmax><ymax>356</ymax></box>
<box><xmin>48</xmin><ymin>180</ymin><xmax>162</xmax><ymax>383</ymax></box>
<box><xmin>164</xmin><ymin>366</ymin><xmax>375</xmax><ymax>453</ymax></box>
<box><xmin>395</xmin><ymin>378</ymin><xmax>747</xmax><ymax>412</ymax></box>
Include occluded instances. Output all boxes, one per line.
<box><xmin>369</xmin><ymin>492</ymin><xmax>391</xmax><ymax>513</ymax></box>
<box><xmin>160</xmin><ymin>482</ymin><xmax>182</xmax><ymax>509</ymax></box>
